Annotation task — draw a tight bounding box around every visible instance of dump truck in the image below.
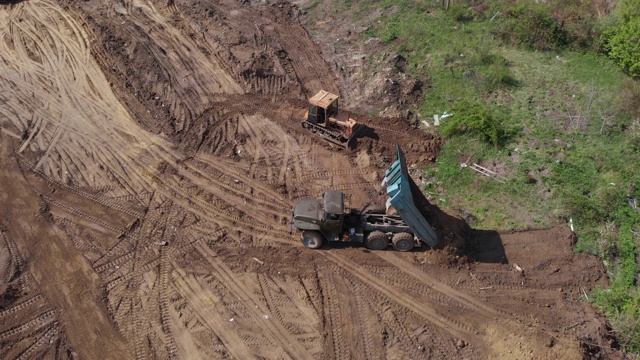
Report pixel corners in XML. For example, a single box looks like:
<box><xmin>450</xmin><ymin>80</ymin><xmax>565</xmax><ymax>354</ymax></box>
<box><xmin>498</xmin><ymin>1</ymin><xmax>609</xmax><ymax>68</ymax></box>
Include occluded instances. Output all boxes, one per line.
<box><xmin>302</xmin><ymin>90</ymin><xmax>361</xmax><ymax>148</ymax></box>
<box><xmin>290</xmin><ymin>144</ymin><xmax>438</xmax><ymax>251</ymax></box>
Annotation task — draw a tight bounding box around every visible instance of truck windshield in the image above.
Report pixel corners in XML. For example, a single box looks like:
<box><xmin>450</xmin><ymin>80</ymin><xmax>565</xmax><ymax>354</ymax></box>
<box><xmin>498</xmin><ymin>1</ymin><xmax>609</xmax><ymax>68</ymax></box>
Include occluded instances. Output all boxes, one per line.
<box><xmin>327</xmin><ymin>213</ymin><xmax>339</xmax><ymax>221</ymax></box>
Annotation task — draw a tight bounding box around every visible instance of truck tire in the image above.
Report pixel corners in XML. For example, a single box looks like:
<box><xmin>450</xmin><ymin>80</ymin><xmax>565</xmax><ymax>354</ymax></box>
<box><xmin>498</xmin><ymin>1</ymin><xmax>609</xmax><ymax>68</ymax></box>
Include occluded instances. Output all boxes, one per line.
<box><xmin>392</xmin><ymin>232</ymin><xmax>415</xmax><ymax>252</ymax></box>
<box><xmin>301</xmin><ymin>231</ymin><xmax>323</xmax><ymax>249</ymax></box>
<box><xmin>365</xmin><ymin>231</ymin><xmax>389</xmax><ymax>250</ymax></box>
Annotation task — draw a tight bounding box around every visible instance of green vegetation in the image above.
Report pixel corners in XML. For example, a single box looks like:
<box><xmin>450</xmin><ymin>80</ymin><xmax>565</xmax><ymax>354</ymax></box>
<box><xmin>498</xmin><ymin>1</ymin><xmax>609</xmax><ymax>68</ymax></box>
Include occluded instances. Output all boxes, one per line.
<box><xmin>353</xmin><ymin>0</ymin><xmax>640</xmax><ymax>352</ymax></box>
<box><xmin>604</xmin><ymin>17</ymin><xmax>640</xmax><ymax>77</ymax></box>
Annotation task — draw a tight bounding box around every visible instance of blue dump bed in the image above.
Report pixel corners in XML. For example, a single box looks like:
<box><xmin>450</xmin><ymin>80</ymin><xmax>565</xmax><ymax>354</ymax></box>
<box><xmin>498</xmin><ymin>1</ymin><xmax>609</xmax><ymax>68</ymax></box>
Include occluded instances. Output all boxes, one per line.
<box><xmin>384</xmin><ymin>145</ymin><xmax>439</xmax><ymax>247</ymax></box>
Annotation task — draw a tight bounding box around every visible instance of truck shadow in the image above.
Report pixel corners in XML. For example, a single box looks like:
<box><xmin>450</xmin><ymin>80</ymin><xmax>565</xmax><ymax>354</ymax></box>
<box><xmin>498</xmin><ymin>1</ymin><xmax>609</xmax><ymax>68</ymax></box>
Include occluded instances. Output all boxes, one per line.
<box><xmin>316</xmin><ymin>241</ymin><xmax>432</xmax><ymax>253</ymax></box>
<box><xmin>0</xmin><ymin>0</ymin><xmax>26</xmax><ymax>5</ymax></box>
<box><xmin>466</xmin><ymin>229</ymin><xmax>508</xmax><ymax>264</ymax></box>
<box><xmin>348</xmin><ymin>124</ymin><xmax>378</xmax><ymax>150</ymax></box>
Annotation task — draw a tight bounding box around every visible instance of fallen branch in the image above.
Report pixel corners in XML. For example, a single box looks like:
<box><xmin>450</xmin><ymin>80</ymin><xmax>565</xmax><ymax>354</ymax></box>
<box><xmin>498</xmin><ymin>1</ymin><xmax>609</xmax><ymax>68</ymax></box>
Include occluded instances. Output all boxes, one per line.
<box><xmin>564</xmin><ymin>321</ymin><xmax>584</xmax><ymax>330</ymax></box>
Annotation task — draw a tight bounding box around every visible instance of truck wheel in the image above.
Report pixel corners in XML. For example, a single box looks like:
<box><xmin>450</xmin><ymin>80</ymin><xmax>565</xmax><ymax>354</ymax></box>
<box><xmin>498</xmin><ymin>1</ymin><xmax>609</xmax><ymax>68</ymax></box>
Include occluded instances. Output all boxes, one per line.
<box><xmin>392</xmin><ymin>232</ymin><xmax>415</xmax><ymax>252</ymax></box>
<box><xmin>365</xmin><ymin>231</ymin><xmax>389</xmax><ymax>250</ymax></box>
<box><xmin>301</xmin><ymin>231</ymin><xmax>323</xmax><ymax>249</ymax></box>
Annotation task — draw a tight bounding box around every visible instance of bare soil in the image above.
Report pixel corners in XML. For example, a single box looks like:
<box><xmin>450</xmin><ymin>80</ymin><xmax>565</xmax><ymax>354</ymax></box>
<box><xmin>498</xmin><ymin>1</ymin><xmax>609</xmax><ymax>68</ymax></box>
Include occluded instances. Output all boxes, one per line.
<box><xmin>0</xmin><ymin>0</ymin><xmax>622</xmax><ymax>359</ymax></box>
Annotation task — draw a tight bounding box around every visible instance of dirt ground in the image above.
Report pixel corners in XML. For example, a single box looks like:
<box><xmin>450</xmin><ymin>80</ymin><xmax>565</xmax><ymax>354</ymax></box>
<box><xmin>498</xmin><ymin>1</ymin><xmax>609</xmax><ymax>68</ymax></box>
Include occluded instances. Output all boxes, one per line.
<box><xmin>0</xmin><ymin>0</ymin><xmax>623</xmax><ymax>359</ymax></box>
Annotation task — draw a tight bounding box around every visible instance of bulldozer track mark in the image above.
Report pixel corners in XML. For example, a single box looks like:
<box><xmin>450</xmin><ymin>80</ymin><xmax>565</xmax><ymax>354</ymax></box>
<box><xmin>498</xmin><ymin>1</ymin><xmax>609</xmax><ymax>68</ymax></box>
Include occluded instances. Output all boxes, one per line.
<box><xmin>352</xmin><ymin>283</ymin><xmax>380</xmax><ymax>360</ymax></box>
<box><xmin>158</xmin><ymin>247</ymin><xmax>180</xmax><ymax>358</ymax></box>
<box><xmin>92</xmin><ymin>231</ymin><xmax>148</xmax><ymax>270</ymax></box>
<box><xmin>16</xmin><ymin>322</ymin><xmax>60</xmax><ymax>360</ymax></box>
<box><xmin>376</xmin><ymin>252</ymin><xmax>504</xmax><ymax>318</ymax></box>
<box><xmin>171</xmin><ymin>265</ymin><xmax>257</xmax><ymax>360</ymax></box>
<box><xmin>332</xmin><ymin>181</ymin><xmax>377</xmax><ymax>192</ymax></box>
<box><xmin>130</xmin><ymin>299</ymin><xmax>148</xmax><ymax>360</ymax></box>
<box><xmin>18</xmin><ymin>154</ymin><xmax>146</xmax><ymax>218</ymax></box>
<box><xmin>41</xmin><ymin>194</ymin><xmax>126</xmax><ymax>235</ymax></box>
<box><xmin>104</xmin><ymin>257</ymin><xmax>160</xmax><ymax>292</ymax></box>
<box><xmin>157</xmin><ymin>180</ymin><xmax>292</xmax><ymax>241</ymax></box>
<box><xmin>94</xmin><ymin>240</ymin><xmax>151</xmax><ymax>274</ymax></box>
<box><xmin>387</xmin><ymin>309</ymin><xmax>431</xmax><ymax>359</ymax></box>
<box><xmin>1</xmin><ymin>231</ymin><xmax>34</xmax><ymax>293</ymax></box>
<box><xmin>290</xmin><ymin>169</ymin><xmax>365</xmax><ymax>185</ymax></box>
<box><xmin>181</xmin><ymin>156</ymin><xmax>291</xmax><ymax>211</ymax></box>
<box><xmin>0</xmin><ymin>295</ymin><xmax>44</xmax><ymax>319</ymax></box>
<box><xmin>195</xmin><ymin>242</ymin><xmax>314</xmax><ymax>359</ymax></box>
<box><xmin>318</xmin><ymin>271</ymin><xmax>350</xmax><ymax>360</ymax></box>
<box><xmin>0</xmin><ymin>310</ymin><xmax>56</xmax><ymax>341</ymax></box>
<box><xmin>66</xmin><ymin>231</ymin><xmax>107</xmax><ymax>257</ymax></box>
<box><xmin>324</xmin><ymin>252</ymin><xmax>475</xmax><ymax>344</ymax></box>
<box><xmin>253</xmin><ymin>274</ymin><xmax>319</xmax><ymax>344</ymax></box>
<box><xmin>254</xmin><ymin>275</ymin><xmax>299</xmax><ymax>335</ymax></box>
<box><xmin>16</xmin><ymin>154</ymin><xmax>144</xmax><ymax>218</ymax></box>
<box><xmin>371</xmin><ymin>267</ymin><xmax>472</xmax><ymax>313</ymax></box>
<box><xmin>367</xmin><ymin>123</ymin><xmax>415</xmax><ymax>137</ymax></box>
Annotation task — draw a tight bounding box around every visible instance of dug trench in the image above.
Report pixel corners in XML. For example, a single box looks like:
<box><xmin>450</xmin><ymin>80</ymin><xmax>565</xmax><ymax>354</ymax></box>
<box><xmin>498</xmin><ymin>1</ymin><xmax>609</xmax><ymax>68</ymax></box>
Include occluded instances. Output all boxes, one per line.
<box><xmin>0</xmin><ymin>0</ymin><xmax>618</xmax><ymax>359</ymax></box>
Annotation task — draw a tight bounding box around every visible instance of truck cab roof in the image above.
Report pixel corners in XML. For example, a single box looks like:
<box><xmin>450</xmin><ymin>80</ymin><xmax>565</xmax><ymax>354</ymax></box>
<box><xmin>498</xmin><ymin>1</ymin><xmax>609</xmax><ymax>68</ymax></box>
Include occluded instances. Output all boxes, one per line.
<box><xmin>323</xmin><ymin>191</ymin><xmax>344</xmax><ymax>215</ymax></box>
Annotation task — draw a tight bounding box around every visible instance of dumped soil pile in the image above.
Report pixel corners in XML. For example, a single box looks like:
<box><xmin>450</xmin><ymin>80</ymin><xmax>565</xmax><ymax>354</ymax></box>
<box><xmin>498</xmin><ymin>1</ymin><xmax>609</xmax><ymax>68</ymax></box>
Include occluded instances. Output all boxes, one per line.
<box><xmin>0</xmin><ymin>0</ymin><xmax>622</xmax><ymax>359</ymax></box>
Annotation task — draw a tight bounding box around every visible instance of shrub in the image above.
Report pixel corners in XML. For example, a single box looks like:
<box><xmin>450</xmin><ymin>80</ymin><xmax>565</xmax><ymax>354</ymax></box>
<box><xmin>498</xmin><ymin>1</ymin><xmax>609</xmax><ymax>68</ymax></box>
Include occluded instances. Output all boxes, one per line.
<box><xmin>618</xmin><ymin>0</ymin><xmax>640</xmax><ymax>23</ymax></box>
<box><xmin>603</xmin><ymin>17</ymin><xmax>640</xmax><ymax>77</ymax></box>
<box><xmin>440</xmin><ymin>102</ymin><xmax>515</xmax><ymax>147</ymax></box>
<box><xmin>498</xmin><ymin>3</ymin><xmax>570</xmax><ymax>51</ymax></box>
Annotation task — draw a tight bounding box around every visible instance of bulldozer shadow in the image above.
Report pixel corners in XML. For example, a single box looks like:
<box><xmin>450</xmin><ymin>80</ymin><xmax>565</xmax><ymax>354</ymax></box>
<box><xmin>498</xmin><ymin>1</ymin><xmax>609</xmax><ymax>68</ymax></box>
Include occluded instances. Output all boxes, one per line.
<box><xmin>467</xmin><ymin>229</ymin><xmax>508</xmax><ymax>264</ymax></box>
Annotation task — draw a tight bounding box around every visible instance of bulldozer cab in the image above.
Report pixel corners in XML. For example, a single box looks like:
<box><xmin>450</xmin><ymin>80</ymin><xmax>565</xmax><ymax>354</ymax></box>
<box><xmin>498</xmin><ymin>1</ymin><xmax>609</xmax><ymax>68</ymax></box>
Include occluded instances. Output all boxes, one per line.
<box><xmin>307</xmin><ymin>90</ymin><xmax>339</xmax><ymax>126</ymax></box>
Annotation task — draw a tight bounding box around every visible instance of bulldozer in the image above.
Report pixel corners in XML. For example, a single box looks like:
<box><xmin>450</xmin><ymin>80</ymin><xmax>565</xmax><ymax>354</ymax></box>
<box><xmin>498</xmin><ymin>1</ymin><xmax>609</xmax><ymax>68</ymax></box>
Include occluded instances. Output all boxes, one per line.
<box><xmin>302</xmin><ymin>90</ymin><xmax>361</xmax><ymax>148</ymax></box>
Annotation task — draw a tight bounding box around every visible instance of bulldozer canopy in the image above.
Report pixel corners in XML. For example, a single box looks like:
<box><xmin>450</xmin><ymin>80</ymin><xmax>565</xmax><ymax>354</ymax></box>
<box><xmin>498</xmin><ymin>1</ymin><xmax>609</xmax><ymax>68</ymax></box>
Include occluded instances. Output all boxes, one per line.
<box><xmin>309</xmin><ymin>90</ymin><xmax>338</xmax><ymax>109</ymax></box>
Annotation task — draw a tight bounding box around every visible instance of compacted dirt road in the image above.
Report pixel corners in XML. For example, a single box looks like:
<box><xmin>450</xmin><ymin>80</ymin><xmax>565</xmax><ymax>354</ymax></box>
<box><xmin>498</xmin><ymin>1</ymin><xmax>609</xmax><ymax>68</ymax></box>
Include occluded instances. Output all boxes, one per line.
<box><xmin>0</xmin><ymin>1</ymin><xmax>617</xmax><ymax>359</ymax></box>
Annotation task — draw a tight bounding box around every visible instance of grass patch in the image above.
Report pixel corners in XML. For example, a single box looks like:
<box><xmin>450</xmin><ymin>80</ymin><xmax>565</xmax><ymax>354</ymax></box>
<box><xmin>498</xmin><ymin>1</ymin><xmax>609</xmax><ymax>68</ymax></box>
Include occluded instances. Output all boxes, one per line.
<box><xmin>350</xmin><ymin>0</ymin><xmax>640</xmax><ymax>350</ymax></box>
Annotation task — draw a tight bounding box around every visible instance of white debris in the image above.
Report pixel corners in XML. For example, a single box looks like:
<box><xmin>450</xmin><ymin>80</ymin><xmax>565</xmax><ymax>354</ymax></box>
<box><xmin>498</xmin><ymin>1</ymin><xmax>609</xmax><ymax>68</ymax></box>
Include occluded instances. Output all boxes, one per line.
<box><xmin>441</xmin><ymin>112</ymin><xmax>453</xmax><ymax>119</ymax></box>
<box><xmin>513</xmin><ymin>263</ymin><xmax>524</xmax><ymax>273</ymax></box>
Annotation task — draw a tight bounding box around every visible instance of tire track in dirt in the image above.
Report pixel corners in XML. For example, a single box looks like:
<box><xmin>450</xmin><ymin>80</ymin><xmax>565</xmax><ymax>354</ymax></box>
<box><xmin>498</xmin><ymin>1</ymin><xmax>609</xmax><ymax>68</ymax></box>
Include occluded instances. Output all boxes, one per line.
<box><xmin>16</xmin><ymin>155</ymin><xmax>146</xmax><ymax>219</ymax></box>
<box><xmin>0</xmin><ymin>0</ymin><xmax>165</xmax><ymax>199</ymax></box>
<box><xmin>0</xmin><ymin>311</ymin><xmax>56</xmax><ymax>341</ymax></box>
<box><xmin>158</xmin><ymin>247</ymin><xmax>179</xmax><ymax>358</ymax></box>
<box><xmin>317</xmin><ymin>270</ymin><xmax>357</xmax><ymax>360</ymax></box>
<box><xmin>110</xmin><ymin>0</ymin><xmax>243</xmax><ymax>131</ymax></box>
<box><xmin>0</xmin><ymin>295</ymin><xmax>44</xmax><ymax>320</ymax></box>
<box><xmin>251</xmin><ymin>273</ymin><xmax>322</xmax><ymax>353</ymax></box>
<box><xmin>171</xmin><ymin>265</ymin><xmax>256</xmax><ymax>359</ymax></box>
<box><xmin>377</xmin><ymin>252</ymin><xmax>503</xmax><ymax>317</ymax></box>
<box><xmin>15</xmin><ymin>323</ymin><xmax>60</xmax><ymax>360</ymax></box>
<box><xmin>195</xmin><ymin>242</ymin><xmax>314</xmax><ymax>359</ymax></box>
<box><xmin>324</xmin><ymin>252</ymin><xmax>476</xmax><ymax>344</ymax></box>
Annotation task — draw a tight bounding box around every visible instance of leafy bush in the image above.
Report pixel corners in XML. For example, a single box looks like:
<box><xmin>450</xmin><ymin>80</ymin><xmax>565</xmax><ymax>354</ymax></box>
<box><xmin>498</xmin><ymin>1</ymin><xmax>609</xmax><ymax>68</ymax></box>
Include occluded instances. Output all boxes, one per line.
<box><xmin>603</xmin><ymin>17</ymin><xmax>640</xmax><ymax>77</ymax></box>
<box><xmin>618</xmin><ymin>0</ymin><xmax>640</xmax><ymax>23</ymax></box>
<box><xmin>498</xmin><ymin>3</ymin><xmax>570</xmax><ymax>51</ymax></box>
<box><xmin>439</xmin><ymin>102</ymin><xmax>515</xmax><ymax>147</ymax></box>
